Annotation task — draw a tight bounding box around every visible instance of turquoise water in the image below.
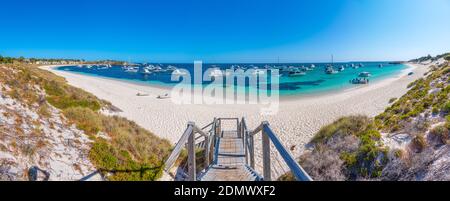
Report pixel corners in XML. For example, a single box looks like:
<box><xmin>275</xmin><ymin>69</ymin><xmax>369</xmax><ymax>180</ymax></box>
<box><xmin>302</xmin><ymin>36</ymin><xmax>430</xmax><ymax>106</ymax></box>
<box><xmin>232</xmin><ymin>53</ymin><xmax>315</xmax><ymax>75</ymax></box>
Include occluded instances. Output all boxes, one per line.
<box><xmin>57</xmin><ymin>62</ymin><xmax>407</xmax><ymax>97</ymax></box>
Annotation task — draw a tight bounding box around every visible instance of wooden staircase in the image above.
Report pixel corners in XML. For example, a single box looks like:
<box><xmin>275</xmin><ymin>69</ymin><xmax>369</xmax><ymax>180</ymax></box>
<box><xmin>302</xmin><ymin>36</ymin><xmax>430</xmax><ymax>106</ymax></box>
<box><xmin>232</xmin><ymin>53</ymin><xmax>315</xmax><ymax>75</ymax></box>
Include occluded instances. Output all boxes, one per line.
<box><xmin>164</xmin><ymin>117</ymin><xmax>312</xmax><ymax>181</ymax></box>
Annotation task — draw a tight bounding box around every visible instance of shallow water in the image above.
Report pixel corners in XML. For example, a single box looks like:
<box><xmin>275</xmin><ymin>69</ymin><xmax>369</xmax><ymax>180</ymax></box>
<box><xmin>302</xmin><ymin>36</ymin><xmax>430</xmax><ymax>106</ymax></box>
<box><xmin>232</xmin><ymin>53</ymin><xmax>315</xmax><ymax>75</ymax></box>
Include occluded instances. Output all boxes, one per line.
<box><xmin>57</xmin><ymin>62</ymin><xmax>406</xmax><ymax>96</ymax></box>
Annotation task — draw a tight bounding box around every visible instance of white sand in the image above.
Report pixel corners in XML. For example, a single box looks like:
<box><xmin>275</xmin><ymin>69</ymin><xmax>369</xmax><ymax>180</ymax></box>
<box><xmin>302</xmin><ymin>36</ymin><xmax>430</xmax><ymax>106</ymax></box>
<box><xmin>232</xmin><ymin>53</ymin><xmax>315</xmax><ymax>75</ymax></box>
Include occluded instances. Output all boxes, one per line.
<box><xmin>40</xmin><ymin>63</ymin><xmax>429</xmax><ymax>175</ymax></box>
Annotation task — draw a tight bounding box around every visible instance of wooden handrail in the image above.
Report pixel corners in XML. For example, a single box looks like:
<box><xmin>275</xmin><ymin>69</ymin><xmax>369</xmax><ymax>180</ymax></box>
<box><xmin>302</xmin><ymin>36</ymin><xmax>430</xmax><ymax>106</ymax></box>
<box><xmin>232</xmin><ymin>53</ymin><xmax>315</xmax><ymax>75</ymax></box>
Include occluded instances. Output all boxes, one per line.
<box><xmin>261</xmin><ymin>123</ymin><xmax>312</xmax><ymax>181</ymax></box>
<box><xmin>165</xmin><ymin>117</ymin><xmax>312</xmax><ymax>181</ymax></box>
<box><xmin>164</xmin><ymin>122</ymin><xmax>194</xmax><ymax>172</ymax></box>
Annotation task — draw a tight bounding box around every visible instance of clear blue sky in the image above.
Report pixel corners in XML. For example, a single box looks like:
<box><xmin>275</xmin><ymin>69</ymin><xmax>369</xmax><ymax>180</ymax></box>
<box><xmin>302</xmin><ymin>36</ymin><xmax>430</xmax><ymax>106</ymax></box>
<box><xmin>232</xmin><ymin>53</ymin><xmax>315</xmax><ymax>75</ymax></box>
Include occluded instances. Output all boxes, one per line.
<box><xmin>1</xmin><ymin>0</ymin><xmax>449</xmax><ymax>63</ymax></box>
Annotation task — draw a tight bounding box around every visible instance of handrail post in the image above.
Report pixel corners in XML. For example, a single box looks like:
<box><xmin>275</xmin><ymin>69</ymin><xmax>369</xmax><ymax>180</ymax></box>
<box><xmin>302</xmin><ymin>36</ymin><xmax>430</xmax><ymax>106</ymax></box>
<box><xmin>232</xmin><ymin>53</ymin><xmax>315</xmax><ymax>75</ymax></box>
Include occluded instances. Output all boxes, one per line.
<box><xmin>204</xmin><ymin>135</ymin><xmax>210</xmax><ymax>168</ymax></box>
<box><xmin>262</xmin><ymin>121</ymin><xmax>271</xmax><ymax>181</ymax></box>
<box><xmin>237</xmin><ymin>118</ymin><xmax>241</xmax><ymax>138</ymax></box>
<box><xmin>213</xmin><ymin>117</ymin><xmax>217</xmax><ymax>138</ymax></box>
<box><xmin>244</xmin><ymin>130</ymin><xmax>248</xmax><ymax>165</ymax></box>
<box><xmin>250</xmin><ymin>133</ymin><xmax>255</xmax><ymax>169</ymax></box>
<box><xmin>187</xmin><ymin>122</ymin><xmax>196</xmax><ymax>181</ymax></box>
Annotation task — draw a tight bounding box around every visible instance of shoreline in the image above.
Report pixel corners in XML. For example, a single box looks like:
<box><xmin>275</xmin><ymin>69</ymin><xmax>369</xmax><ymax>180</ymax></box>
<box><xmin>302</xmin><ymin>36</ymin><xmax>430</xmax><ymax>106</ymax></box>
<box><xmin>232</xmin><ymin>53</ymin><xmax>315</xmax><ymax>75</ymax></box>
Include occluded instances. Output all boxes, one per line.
<box><xmin>39</xmin><ymin>62</ymin><xmax>429</xmax><ymax>167</ymax></box>
<box><xmin>45</xmin><ymin>64</ymin><xmax>414</xmax><ymax>102</ymax></box>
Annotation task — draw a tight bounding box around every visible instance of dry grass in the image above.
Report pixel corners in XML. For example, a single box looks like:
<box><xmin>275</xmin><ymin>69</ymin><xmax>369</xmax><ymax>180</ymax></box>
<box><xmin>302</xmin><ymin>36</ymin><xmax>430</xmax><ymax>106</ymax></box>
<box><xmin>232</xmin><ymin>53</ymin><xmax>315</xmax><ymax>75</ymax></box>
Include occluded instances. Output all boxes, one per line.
<box><xmin>0</xmin><ymin>63</ymin><xmax>172</xmax><ymax>180</ymax></box>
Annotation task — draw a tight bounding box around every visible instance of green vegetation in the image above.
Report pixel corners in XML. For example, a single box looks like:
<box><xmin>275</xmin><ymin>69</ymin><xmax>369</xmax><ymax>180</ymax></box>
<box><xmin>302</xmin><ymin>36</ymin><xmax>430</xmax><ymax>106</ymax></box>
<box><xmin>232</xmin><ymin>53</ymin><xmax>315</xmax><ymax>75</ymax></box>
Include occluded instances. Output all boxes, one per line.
<box><xmin>411</xmin><ymin>135</ymin><xmax>427</xmax><ymax>152</ymax></box>
<box><xmin>429</xmin><ymin>125</ymin><xmax>449</xmax><ymax>145</ymax></box>
<box><xmin>0</xmin><ymin>63</ymin><xmax>172</xmax><ymax>180</ymax></box>
<box><xmin>376</xmin><ymin>65</ymin><xmax>450</xmax><ymax>132</ymax></box>
<box><xmin>63</xmin><ymin>107</ymin><xmax>103</xmax><ymax>135</ymax></box>
<box><xmin>388</xmin><ymin>97</ymin><xmax>397</xmax><ymax>103</ymax></box>
<box><xmin>306</xmin><ymin>116</ymin><xmax>388</xmax><ymax>180</ymax></box>
<box><xmin>445</xmin><ymin>55</ymin><xmax>450</xmax><ymax>61</ymax></box>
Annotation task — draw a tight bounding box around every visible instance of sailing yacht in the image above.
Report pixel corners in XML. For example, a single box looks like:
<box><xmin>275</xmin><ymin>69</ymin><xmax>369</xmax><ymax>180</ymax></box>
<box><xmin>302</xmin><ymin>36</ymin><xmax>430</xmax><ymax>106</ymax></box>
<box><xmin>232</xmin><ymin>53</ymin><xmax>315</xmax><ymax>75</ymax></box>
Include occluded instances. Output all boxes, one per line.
<box><xmin>325</xmin><ymin>55</ymin><xmax>338</xmax><ymax>74</ymax></box>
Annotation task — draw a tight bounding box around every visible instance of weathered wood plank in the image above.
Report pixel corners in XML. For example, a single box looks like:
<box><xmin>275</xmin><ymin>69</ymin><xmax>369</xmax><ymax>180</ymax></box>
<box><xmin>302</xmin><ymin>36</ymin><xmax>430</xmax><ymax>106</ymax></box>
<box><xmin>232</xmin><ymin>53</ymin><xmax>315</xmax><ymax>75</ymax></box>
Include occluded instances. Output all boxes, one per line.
<box><xmin>187</xmin><ymin>130</ymin><xmax>196</xmax><ymax>181</ymax></box>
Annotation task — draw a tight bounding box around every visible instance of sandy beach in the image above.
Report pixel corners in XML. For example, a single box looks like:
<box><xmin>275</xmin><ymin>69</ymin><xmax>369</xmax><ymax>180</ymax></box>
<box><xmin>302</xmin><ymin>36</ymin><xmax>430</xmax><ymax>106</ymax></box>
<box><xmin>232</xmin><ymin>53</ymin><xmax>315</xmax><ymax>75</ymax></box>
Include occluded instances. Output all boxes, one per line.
<box><xmin>40</xmin><ymin>63</ymin><xmax>429</xmax><ymax>175</ymax></box>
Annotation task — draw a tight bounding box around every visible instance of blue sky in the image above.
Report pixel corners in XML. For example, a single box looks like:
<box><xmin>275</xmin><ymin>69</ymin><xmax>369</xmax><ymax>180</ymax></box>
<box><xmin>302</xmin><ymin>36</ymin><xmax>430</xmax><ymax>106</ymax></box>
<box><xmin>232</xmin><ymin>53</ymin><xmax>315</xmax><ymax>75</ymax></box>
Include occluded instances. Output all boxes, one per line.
<box><xmin>0</xmin><ymin>0</ymin><xmax>449</xmax><ymax>62</ymax></box>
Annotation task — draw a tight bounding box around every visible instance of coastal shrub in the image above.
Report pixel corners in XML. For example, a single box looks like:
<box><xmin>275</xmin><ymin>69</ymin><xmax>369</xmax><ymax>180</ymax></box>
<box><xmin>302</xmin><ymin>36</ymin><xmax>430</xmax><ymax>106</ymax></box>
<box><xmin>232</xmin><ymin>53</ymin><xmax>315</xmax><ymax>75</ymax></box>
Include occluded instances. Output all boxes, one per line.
<box><xmin>2</xmin><ymin>64</ymin><xmax>174</xmax><ymax>180</ymax></box>
<box><xmin>442</xmin><ymin>101</ymin><xmax>450</xmax><ymax>114</ymax></box>
<box><xmin>432</xmin><ymin>106</ymin><xmax>440</xmax><ymax>114</ymax></box>
<box><xmin>312</xmin><ymin>116</ymin><xmax>371</xmax><ymax>143</ymax></box>
<box><xmin>411</xmin><ymin>135</ymin><xmax>427</xmax><ymax>152</ymax></box>
<box><xmin>89</xmin><ymin>140</ymin><xmax>164</xmax><ymax>181</ymax></box>
<box><xmin>44</xmin><ymin>81</ymin><xmax>101</xmax><ymax>111</ymax></box>
<box><xmin>37</xmin><ymin>103</ymin><xmax>52</xmax><ymax>118</ymax></box>
<box><xmin>389</xmin><ymin>98</ymin><xmax>397</xmax><ymax>103</ymax></box>
<box><xmin>306</xmin><ymin>116</ymin><xmax>388</xmax><ymax>180</ymax></box>
<box><xmin>299</xmin><ymin>147</ymin><xmax>346</xmax><ymax>181</ymax></box>
<box><xmin>277</xmin><ymin>172</ymin><xmax>296</xmax><ymax>181</ymax></box>
<box><xmin>100</xmin><ymin>115</ymin><xmax>171</xmax><ymax>162</ymax></box>
<box><xmin>393</xmin><ymin>149</ymin><xmax>405</xmax><ymax>159</ymax></box>
<box><xmin>445</xmin><ymin>55</ymin><xmax>450</xmax><ymax>61</ymax></box>
<box><xmin>176</xmin><ymin>148</ymin><xmax>208</xmax><ymax>174</ymax></box>
<box><xmin>429</xmin><ymin>125</ymin><xmax>449</xmax><ymax>144</ymax></box>
<box><xmin>63</xmin><ymin>107</ymin><xmax>103</xmax><ymax>135</ymax></box>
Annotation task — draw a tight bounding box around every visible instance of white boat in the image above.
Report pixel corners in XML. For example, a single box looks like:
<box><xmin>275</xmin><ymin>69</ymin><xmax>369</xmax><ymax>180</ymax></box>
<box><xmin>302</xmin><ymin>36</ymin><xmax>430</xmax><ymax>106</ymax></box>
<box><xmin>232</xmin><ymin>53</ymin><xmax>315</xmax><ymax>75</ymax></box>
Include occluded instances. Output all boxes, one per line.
<box><xmin>326</xmin><ymin>54</ymin><xmax>338</xmax><ymax>74</ymax></box>
<box><xmin>338</xmin><ymin>65</ymin><xmax>345</xmax><ymax>71</ymax></box>
<box><xmin>172</xmin><ymin>69</ymin><xmax>187</xmax><ymax>75</ymax></box>
<box><xmin>325</xmin><ymin>66</ymin><xmax>338</xmax><ymax>74</ymax></box>
<box><xmin>209</xmin><ymin>69</ymin><xmax>224</xmax><ymax>77</ymax></box>
<box><xmin>280</xmin><ymin>66</ymin><xmax>291</xmax><ymax>72</ymax></box>
<box><xmin>140</xmin><ymin>68</ymin><xmax>152</xmax><ymax>75</ymax></box>
<box><xmin>358</xmin><ymin>72</ymin><xmax>371</xmax><ymax>77</ymax></box>
<box><xmin>166</xmin><ymin>65</ymin><xmax>177</xmax><ymax>71</ymax></box>
<box><xmin>253</xmin><ymin>69</ymin><xmax>266</xmax><ymax>75</ymax></box>
<box><xmin>288</xmin><ymin>69</ymin><xmax>306</xmax><ymax>77</ymax></box>
<box><xmin>310</xmin><ymin>64</ymin><xmax>316</xmax><ymax>68</ymax></box>
<box><xmin>97</xmin><ymin>66</ymin><xmax>109</xmax><ymax>70</ymax></box>
<box><xmin>350</xmin><ymin>77</ymin><xmax>369</xmax><ymax>84</ymax></box>
<box><xmin>378</xmin><ymin>64</ymin><xmax>383</xmax><ymax>68</ymax></box>
<box><xmin>152</xmin><ymin>66</ymin><xmax>164</xmax><ymax>73</ymax></box>
<box><xmin>124</xmin><ymin>66</ymin><xmax>138</xmax><ymax>73</ymax></box>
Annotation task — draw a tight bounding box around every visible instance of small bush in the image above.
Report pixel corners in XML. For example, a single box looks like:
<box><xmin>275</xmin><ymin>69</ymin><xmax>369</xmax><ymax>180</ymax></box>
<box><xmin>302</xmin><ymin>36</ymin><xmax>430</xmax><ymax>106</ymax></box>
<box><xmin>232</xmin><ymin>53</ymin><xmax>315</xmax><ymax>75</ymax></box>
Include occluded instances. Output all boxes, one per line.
<box><xmin>389</xmin><ymin>98</ymin><xmax>397</xmax><ymax>104</ymax></box>
<box><xmin>445</xmin><ymin>55</ymin><xmax>450</xmax><ymax>61</ymax></box>
<box><xmin>63</xmin><ymin>107</ymin><xmax>103</xmax><ymax>135</ymax></box>
<box><xmin>89</xmin><ymin>140</ymin><xmax>166</xmax><ymax>181</ymax></box>
<box><xmin>393</xmin><ymin>149</ymin><xmax>404</xmax><ymax>158</ymax></box>
<box><xmin>442</xmin><ymin>101</ymin><xmax>450</xmax><ymax>114</ymax></box>
<box><xmin>312</xmin><ymin>116</ymin><xmax>371</xmax><ymax>144</ymax></box>
<box><xmin>429</xmin><ymin>125</ymin><xmax>449</xmax><ymax>144</ymax></box>
<box><xmin>37</xmin><ymin>104</ymin><xmax>52</xmax><ymax>118</ymax></box>
<box><xmin>411</xmin><ymin>135</ymin><xmax>427</xmax><ymax>152</ymax></box>
<box><xmin>277</xmin><ymin>172</ymin><xmax>295</xmax><ymax>181</ymax></box>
